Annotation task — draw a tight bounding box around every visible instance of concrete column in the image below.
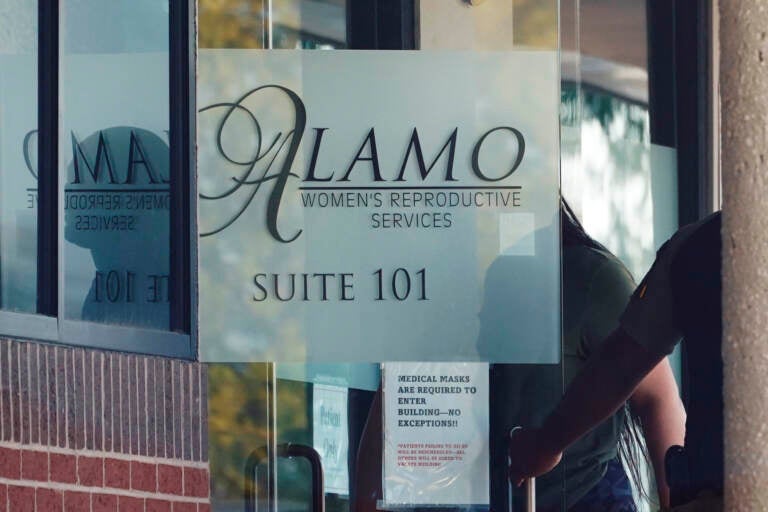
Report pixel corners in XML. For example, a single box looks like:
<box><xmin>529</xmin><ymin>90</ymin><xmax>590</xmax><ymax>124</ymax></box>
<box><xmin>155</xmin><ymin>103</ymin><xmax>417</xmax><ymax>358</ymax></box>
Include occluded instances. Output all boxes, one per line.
<box><xmin>720</xmin><ymin>1</ymin><xmax>768</xmax><ymax>509</ymax></box>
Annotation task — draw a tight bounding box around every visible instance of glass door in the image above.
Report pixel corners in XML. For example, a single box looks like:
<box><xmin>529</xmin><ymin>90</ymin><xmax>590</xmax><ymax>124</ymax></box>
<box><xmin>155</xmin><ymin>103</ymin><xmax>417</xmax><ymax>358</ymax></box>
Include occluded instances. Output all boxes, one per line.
<box><xmin>199</xmin><ymin>2</ymin><xmax>564</xmax><ymax>511</ymax></box>
<box><xmin>199</xmin><ymin>1</ymin><xmax>692</xmax><ymax>511</ymax></box>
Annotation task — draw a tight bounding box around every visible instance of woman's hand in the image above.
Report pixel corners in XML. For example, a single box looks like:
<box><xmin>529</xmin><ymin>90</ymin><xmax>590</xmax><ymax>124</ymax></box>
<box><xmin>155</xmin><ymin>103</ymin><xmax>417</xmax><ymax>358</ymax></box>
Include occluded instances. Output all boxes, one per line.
<box><xmin>507</xmin><ymin>427</ymin><xmax>563</xmax><ymax>486</ymax></box>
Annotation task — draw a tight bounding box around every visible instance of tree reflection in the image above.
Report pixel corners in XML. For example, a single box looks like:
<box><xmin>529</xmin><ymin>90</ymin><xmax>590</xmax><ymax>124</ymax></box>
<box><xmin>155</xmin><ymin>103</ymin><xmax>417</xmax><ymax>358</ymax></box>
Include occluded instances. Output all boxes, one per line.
<box><xmin>208</xmin><ymin>364</ymin><xmax>313</xmax><ymax>508</ymax></box>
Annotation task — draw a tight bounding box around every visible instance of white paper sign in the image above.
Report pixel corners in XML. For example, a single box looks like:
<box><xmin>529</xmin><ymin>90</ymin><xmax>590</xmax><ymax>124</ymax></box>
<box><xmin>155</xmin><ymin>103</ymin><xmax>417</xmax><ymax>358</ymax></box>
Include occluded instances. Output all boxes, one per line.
<box><xmin>383</xmin><ymin>362</ymin><xmax>489</xmax><ymax>506</ymax></box>
<box><xmin>312</xmin><ymin>384</ymin><xmax>349</xmax><ymax>495</ymax></box>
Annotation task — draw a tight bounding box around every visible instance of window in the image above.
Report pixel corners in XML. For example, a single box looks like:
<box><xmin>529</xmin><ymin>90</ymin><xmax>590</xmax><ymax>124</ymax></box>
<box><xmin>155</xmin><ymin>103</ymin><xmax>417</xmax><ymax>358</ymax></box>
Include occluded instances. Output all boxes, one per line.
<box><xmin>60</xmin><ymin>0</ymin><xmax>171</xmax><ymax>329</ymax></box>
<box><xmin>0</xmin><ymin>0</ymin><xmax>38</xmax><ymax>314</ymax></box>
<box><xmin>0</xmin><ymin>0</ymin><xmax>194</xmax><ymax>358</ymax></box>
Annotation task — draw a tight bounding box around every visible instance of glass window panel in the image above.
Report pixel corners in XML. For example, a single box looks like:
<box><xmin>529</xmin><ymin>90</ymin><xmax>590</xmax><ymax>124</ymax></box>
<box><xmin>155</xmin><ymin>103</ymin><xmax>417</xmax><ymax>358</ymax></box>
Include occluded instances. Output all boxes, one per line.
<box><xmin>202</xmin><ymin>1</ymin><xmax>562</xmax><ymax>511</ymax></box>
<box><xmin>59</xmin><ymin>0</ymin><xmax>171</xmax><ymax>329</ymax></box>
<box><xmin>199</xmin><ymin>0</ymin><xmax>347</xmax><ymax>50</ymax></box>
<box><xmin>199</xmin><ymin>0</ymin><xmax>269</xmax><ymax>49</ymax></box>
<box><xmin>0</xmin><ymin>0</ymin><xmax>38</xmax><ymax>313</ymax></box>
<box><xmin>562</xmin><ymin>2</ymin><xmax>682</xmax><ymax>509</ymax></box>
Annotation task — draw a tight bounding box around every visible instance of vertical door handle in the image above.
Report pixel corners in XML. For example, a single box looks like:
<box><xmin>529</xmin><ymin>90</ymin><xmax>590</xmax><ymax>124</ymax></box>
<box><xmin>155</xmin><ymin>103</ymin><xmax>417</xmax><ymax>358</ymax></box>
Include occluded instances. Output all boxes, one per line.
<box><xmin>509</xmin><ymin>427</ymin><xmax>536</xmax><ymax>511</ymax></box>
<box><xmin>279</xmin><ymin>443</ymin><xmax>325</xmax><ymax>512</ymax></box>
<box><xmin>507</xmin><ymin>472</ymin><xmax>536</xmax><ymax>511</ymax></box>
<box><xmin>244</xmin><ymin>446</ymin><xmax>269</xmax><ymax>512</ymax></box>
<box><xmin>244</xmin><ymin>443</ymin><xmax>326</xmax><ymax>512</ymax></box>
<box><xmin>526</xmin><ymin>477</ymin><xmax>536</xmax><ymax>512</ymax></box>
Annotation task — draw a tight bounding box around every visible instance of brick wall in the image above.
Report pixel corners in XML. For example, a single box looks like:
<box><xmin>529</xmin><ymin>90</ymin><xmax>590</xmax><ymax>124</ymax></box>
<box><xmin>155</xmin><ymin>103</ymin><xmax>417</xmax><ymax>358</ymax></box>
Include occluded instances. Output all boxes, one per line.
<box><xmin>0</xmin><ymin>338</ymin><xmax>209</xmax><ymax>511</ymax></box>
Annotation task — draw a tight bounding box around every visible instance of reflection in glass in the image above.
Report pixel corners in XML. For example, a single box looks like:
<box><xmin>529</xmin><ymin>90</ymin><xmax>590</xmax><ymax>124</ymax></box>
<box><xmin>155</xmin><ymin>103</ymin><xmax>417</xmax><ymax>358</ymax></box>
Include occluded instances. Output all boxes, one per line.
<box><xmin>199</xmin><ymin>0</ymin><xmax>347</xmax><ymax>50</ymax></box>
<box><xmin>560</xmin><ymin>2</ymin><xmax>682</xmax><ymax>508</ymax></box>
<box><xmin>207</xmin><ymin>363</ymin><xmax>376</xmax><ymax>512</ymax></box>
<box><xmin>0</xmin><ymin>0</ymin><xmax>38</xmax><ymax>312</ymax></box>
<box><xmin>60</xmin><ymin>0</ymin><xmax>170</xmax><ymax>328</ymax></box>
<box><xmin>63</xmin><ymin>128</ymin><xmax>170</xmax><ymax>328</ymax></box>
<box><xmin>201</xmin><ymin>2</ymin><xmax>564</xmax><ymax>511</ymax></box>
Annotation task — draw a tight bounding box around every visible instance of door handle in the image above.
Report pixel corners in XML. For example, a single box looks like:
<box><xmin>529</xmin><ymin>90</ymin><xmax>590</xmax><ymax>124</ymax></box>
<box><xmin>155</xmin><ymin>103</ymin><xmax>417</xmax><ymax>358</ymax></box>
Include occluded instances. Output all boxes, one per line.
<box><xmin>507</xmin><ymin>463</ymin><xmax>536</xmax><ymax>512</ymax></box>
<box><xmin>526</xmin><ymin>477</ymin><xmax>536</xmax><ymax>512</ymax></box>
<box><xmin>244</xmin><ymin>443</ymin><xmax>326</xmax><ymax>512</ymax></box>
<box><xmin>279</xmin><ymin>443</ymin><xmax>325</xmax><ymax>512</ymax></box>
<box><xmin>244</xmin><ymin>446</ymin><xmax>270</xmax><ymax>512</ymax></box>
<box><xmin>508</xmin><ymin>427</ymin><xmax>536</xmax><ymax>511</ymax></box>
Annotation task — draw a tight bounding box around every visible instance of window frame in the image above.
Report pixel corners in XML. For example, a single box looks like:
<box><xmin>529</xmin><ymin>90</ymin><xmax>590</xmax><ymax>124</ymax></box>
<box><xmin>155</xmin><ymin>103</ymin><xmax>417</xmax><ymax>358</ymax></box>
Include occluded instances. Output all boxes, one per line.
<box><xmin>647</xmin><ymin>0</ymin><xmax>718</xmax><ymax>410</ymax></box>
<box><xmin>0</xmin><ymin>0</ymin><xmax>197</xmax><ymax>361</ymax></box>
<box><xmin>647</xmin><ymin>0</ymin><xmax>718</xmax><ymax>224</ymax></box>
<box><xmin>347</xmin><ymin>0</ymin><xmax>417</xmax><ymax>50</ymax></box>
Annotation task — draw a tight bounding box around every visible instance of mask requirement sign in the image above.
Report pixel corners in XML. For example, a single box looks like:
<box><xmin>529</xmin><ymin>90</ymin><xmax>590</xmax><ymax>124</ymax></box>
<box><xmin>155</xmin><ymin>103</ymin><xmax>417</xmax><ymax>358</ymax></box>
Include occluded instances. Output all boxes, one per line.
<box><xmin>198</xmin><ymin>50</ymin><xmax>560</xmax><ymax>363</ymax></box>
<box><xmin>383</xmin><ymin>362</ymin><xmax>490</xmax><ymax>506</ymax></box>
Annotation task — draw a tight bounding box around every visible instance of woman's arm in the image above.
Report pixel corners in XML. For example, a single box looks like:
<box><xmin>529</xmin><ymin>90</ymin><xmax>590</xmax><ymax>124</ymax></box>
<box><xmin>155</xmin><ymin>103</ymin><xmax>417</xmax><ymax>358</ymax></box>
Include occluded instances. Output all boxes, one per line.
<box><xmin>509</xmin><ymin>329</ymin><xmax>665</xmax><ymax>485</ymax></box>
<box><xmin>629</xmin><ymin>357</ymin><xmax>686</xmax><ymax>509</ymax></box>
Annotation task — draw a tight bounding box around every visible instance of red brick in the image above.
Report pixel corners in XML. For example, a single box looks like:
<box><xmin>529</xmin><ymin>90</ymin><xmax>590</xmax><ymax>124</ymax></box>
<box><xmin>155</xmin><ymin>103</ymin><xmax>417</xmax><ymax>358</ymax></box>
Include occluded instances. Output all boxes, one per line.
<box><xmin>119</xmin><ymin>495</ymin><xmax>144</xmax><ymax>512</ymax></box>
<box><xmin>197</xmin><ymin>504</ymin><xmax>211</xmax><ymax>512</ymax></box>
<box><xmin>21</xmin><ymin>450</ymin><xmax>48</xmax><ymax>481</ymax></box>
<box><xmin>78</xmin><ymin>456</ymin><xmax>103</xmax><ymax>487</ymax></box>
<box><xmin>105</xmin><ymin>458</ymin><xmax>130</xmax><ymax>489</ymax></box>
<box><xmin>157</xmin><ymin>464</ymin><xmax>182</xmax><ymax>495</ymax></box>
<box><xmin>36</xmin><ymin>488</ymin><xmax>63</xmax><ymax>512</ymax></box>
<box><xmin>0</xmin><ymin>447</ymin><xmax>20</xmax><ymax>479</ymax></box>
<box><xmin>172</xmin><ymin>503</ymin><xmax>196</xmax><ymax>512</ymax></box>
<box><xmin>64</xmin><ymin>490</ymin><xmax>90</xmax><ymax>512</ymax></box>
<box><xmin>131</xmin><ymin>461</ymin><xmax>157</xmax><ymax>492</ymax></box>
<box><xmin>92</xmin><ymin>493</ymin><xmax>118</xmax><ymax>512</ymax></box>
<box><xmin>183</xmin><ymin>467</ymin><xmax>209</xmax><ymax>498</ymax></box>
<box><xmin>147</xmin><ymin>499</ymin><xmax>172</xmax><ymax>512</ymax></box>
<box><xmin>8</xmin><ymin>486</ymin><xmax>35</xmax><ymax>512</ymax></box>
<box><xmin>0</xmin><ymin>485</ymin><xmax>7</xmax><ymax>512</ymax></box>
<box><xmin>50</xmin><ymin>453</ymin><xmax>77</xmax><ymax>484</ymax></box>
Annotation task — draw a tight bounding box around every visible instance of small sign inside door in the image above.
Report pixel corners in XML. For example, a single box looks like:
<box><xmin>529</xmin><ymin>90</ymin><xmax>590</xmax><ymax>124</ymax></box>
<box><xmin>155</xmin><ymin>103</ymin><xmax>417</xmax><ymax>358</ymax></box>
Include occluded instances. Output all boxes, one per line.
<box><xmin>313</xmin><ymin>384</ymin><xmax>350</xmax><ymax>495</ymax></box>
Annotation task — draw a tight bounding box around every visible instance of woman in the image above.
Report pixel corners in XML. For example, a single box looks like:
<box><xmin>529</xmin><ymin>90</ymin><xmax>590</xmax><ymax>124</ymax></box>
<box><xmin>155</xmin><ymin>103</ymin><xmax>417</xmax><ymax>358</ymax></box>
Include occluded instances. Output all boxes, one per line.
<box><xmin>538</xmin><ymin>201</ymin><xmax>685</xmax><ymax>510</ymax></box>
<box><xmin>353</xmin><ymin>201</ymin><xmax>685</xmax><ymax>511</ymax></box>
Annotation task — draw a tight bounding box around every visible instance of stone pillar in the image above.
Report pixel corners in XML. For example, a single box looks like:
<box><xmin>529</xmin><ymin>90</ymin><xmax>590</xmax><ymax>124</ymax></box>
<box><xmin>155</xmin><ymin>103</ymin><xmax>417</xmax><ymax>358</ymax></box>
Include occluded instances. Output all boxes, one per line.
<box><xmin>720</xmin><ymin>0</ymin><xmax>768</xmax><ymax>509</ymax></box>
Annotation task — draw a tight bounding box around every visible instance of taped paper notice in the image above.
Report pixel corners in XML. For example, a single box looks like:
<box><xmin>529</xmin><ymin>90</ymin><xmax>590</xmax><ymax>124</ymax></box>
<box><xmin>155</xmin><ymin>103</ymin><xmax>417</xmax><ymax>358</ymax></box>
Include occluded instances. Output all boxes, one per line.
<box><xmin>313</xmin><ymin>384</ymin><xmax>349</xmax><ymax>494</ymax></box>
<box><xmin>382</xmin><ymin>362</ymin><xmax>489</xmax><ymax>507</ymax></box>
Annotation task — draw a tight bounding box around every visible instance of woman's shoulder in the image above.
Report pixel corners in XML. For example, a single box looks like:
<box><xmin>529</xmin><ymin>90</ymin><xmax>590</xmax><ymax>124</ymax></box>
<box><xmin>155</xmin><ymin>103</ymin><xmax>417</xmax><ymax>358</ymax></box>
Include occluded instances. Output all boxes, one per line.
<box><xmin>564</xmin><ymin>244</ymin><xmax>635</xmax><ymax>290</ymax></box>
<box><xmin>564</xmin><ymin>244</ymin><xmax>637</xmax><ymax>355</ymax></box>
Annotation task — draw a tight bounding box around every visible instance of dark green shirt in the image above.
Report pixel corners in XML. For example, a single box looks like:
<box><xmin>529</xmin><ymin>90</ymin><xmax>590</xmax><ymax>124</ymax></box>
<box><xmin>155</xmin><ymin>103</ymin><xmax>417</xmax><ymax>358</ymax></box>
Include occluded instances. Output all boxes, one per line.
<box><xmin>560</xmin><ymin>245</ymin><xmax>636</xmax><ymax>506</ymax></box>
<box><xmin>491</xmin><ymin>244</ymin><xmax>636</xmax><ymax>509</ymax></box>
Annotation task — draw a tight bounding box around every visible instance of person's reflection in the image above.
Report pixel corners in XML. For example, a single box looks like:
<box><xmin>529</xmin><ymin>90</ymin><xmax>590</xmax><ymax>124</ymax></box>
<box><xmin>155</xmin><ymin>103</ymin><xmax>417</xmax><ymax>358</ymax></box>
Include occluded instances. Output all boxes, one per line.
<box><xmin>64</xmin><ymin>126</ymin><xmax>170</xmax><ymax>328</ymax></box>
<box><xmin>352</xmin><ymin>216</ymin><xmax>560</xmax><ymax>512</ymax></box>
<box><xmin>478</xmin><ymin>211</ymin><xmax>563</xmax><ymax>511</ymax></box>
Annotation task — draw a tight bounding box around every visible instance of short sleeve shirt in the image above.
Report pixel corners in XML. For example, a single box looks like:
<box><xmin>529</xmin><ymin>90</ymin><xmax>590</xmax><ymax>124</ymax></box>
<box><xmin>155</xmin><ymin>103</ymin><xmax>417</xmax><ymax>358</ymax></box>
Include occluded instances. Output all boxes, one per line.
<box><xmin>620</xmin><ymin>213</ymin><xmax>722</xmax><ymax>357</ymax></box>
